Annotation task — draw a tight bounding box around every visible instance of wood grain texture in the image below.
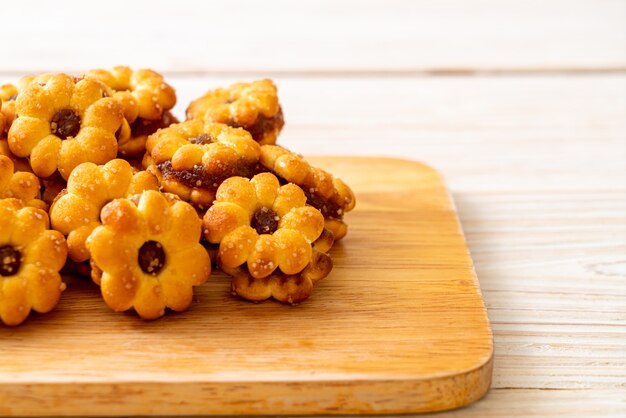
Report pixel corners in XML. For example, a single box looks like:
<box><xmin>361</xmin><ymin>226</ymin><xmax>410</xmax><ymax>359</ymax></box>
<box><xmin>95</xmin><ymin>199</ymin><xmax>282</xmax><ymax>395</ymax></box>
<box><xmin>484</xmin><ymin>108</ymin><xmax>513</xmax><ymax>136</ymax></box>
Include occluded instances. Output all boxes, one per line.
<box><xmin>0</xmin><ymin>0</ymin><xmax>624</xmax><ymax>74</ymax></box>
<box><xmin>0</xmin><ymin>158</ymin><xmax>493</xmax><ymax>416</ymax></box>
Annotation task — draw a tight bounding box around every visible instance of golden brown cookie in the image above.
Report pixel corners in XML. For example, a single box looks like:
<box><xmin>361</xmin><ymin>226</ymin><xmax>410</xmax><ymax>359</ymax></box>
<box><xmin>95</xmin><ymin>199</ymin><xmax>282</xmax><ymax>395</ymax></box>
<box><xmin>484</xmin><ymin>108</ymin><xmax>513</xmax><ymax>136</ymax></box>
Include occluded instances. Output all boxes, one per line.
<box><xmin>186</xmin><ymin>79</ymin><xmax>284</xmax><ymax>145</ymax></box>
<box><xmin>8</xmin><ymin>73</ymin><xmax>125</xmax><ymax>180</ymax></box>
<box><xmin>0</xmin><ymin>155</ymin><xmax>46</xmax><ymax>210</ymax></box>
<box><xmin>86</xmin><ymin>190</ymin><xmax>211</xmax><ymax>320</ymax></box>
<box><xmin>118</xmin><ymin>111</ymin><xmax>178</xmax><ymax>158</ymax></box>
<box><xmin>0</xmin><ymin>84</ymin><xmax>18</xmax><ymax>135</ymax></box>
<box><xmin>1</xmin><ymin>83</ymin><xmax>29</xmax><ymax>172</ymax></box>
<box><xmin>50</xmin><ymin>159</ymin><xmax>159</xmax><ymax>262</ymax></box>
<box><xmin>0</xmin><ymin>97</ymin><xmax>5</xmax><ymax>135</ymax></box>
<box><xmin>146</xmin><ymin>120</ymin><xmax>261</xmax><ymax>209</ymax></box>
<box><xmin>0</xmin><ymin>138</ymin><xmax>32</xmax><ymax>173</ymax></box>
<box><xmin>203</xmin><ymin>173</ymin><xmax>331</xmax><ymax>295</ymax></box>
<box><xmin>0</xmin><ymin>198</ymin><xmax>67</xmax><ymax>326</ymax></box>
<box><xmin>224</xmin><ymin>227</ymin><xmax>334</xmax><ymax>305</ymax></box>
<box><xmin>2</xmin><ymin>76</ymin><xmax>58</xmax><ymax>135</ymax></box>
<box><xmin>83</xmin><ymin>66</ymin><xmax>176</xmax><ymax>122</ymax></box>
<box><xmin>259</xmin><ymin>145</ymin><xmax>356</xmax><ymax>240</ymax></box>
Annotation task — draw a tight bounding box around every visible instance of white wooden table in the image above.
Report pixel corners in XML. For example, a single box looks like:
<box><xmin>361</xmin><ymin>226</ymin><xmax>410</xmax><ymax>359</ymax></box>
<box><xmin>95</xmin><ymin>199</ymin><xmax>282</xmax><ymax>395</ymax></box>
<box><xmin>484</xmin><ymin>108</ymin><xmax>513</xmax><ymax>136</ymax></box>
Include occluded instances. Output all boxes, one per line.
<box><xmin>2</xmin><ymin>1</ymin><xmax>625</xmax><ymax>416</ymax></box>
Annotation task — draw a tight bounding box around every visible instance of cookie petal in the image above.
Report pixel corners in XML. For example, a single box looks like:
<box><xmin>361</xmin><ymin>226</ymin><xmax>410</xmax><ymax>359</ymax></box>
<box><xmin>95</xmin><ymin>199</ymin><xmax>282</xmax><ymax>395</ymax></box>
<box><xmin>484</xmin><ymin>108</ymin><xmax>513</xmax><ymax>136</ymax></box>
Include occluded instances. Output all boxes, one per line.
<box><xmin>274</xmin><ymin>228</ymin><xmax>312</xmax><ymax>275</ymax></box>
<box><xmin>219</xmin><ymin>225</ymin><xmax>257</xmax><ymax>269</ymax></box>
<box><xmin>4</xmin><ymin>172</ymin><xmax>41</xmax><ymax>202</ymax></box>
<box><xmin>167</xmin><ymin>245</ymin><xmax>211</xmax><ymax>286</ymax></box>
<box><xmin>87</xmin><ymin>225</ymin><xmax>142</xmax><ymax>275</ymax></box>
<box><xmin>279</xmin><ymin>206</ymin><xmax>325</xmax><ymax>243</ymax></box>
<box><xmin>100</xmin><ymin>269</ymin><xmax>142</xmax><ymax>312</ymax></box>
<box><xmin>16</xmin><ymin>84</ymin><xmax>54</xmax><ymax>119</ymax></box>
<box><xmin>0</xmin><ymin>156</ymin><xmax>13</xmax><ymax>192</ymax></box>
<box><xmin>159</xmin><ymin>272</ymin><xmax>194</xmax><ymax>313</ymax></box>
<box><xmin>0</xmin><ymin>276</ymin><xmax>30</xmax><ymax>326</ymax></box>
<box><xmin>30</xmin><ymin>134</ymin><xmax>61</xmax><ymax>178</ymax></box>
<box><xmin>137</xmin><ymin>190</ymin><xmax>171</xmax><ymax>237</ymax></box>
<box><xmin>8</xmin><ymin>116</ymin><xmax>51</xmax><ymax>157</ymax></box>
<box><xmin>247</xmin><ymin>234</ymin><xmax>279</xmax><ymax>279</ymax></box>
<box><xmin>10</xmin><ymin>206</ymin><xmax>49</xmax><ymax>247</ymax></box>
<box><xmin>45</xmin><ymin>73</ymin><xmax>74</xmax><ymax>109</ymax></box>
<box><xmin>82</xmin><ymin>97</ymin><xmax>124</xmax><ymax>132</ymax></box>
<box><xmin>71</xmin><ymin>79</ymin><xmax>108</xmax><ymax>115</ymax></box>
<box><xmin>164</xmin><ymin>201</ymin><xmax>202</xmax><ymax>250</ymax></box>
<box><xmin>215</xmin><ymin>176</ymin><xmax>257</xmax><ymax>215</ymax></box>
<box><xmin>24</xmin><ymin>230</ymin><xmax>67</xmax><ymax>271</ymax></box>
<box><xmin>171</xmin><ymin>144</ymin><xmax>204</xmax><ymax>171</ymax></box>
<box><xmin>23</xmin><ymin>264</ymin><xmax>64</xmax><ymax>313</ymax></box>
<box><xmin>250</xmin><ymin>172</ymin><xmax>279</xmax><ymax>209</ymax></box>
<box><xmin>132</xmin><ymin>276</ymin><xmax>165</xmax><ymax>320</ymax></box>
<box><xmin>203</xmin><ymin>202</ymin><xmax>249</xmax><ymax>244</ymax></box>
<box><xmin>273</xmin><ymin>183</ymin><xmax>307</xmax><ymax>217</ymax></box>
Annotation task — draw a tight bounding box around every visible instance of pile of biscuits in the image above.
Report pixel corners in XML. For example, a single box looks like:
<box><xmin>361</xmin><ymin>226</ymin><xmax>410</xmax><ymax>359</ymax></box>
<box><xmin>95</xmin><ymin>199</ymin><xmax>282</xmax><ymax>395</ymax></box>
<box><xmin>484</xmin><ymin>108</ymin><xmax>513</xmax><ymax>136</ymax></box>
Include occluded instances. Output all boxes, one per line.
<box><xmin>0</xmin><ymin>68</ymin><xmax>355</xmax><ymax>324</ymax></box>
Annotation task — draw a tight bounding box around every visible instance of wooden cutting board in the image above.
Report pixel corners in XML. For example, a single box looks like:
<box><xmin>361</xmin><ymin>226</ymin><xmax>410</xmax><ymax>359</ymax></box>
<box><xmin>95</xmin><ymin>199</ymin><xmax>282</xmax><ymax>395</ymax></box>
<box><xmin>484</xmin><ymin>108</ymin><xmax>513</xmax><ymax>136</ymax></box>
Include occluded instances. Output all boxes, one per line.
<box><xmin>0</xmin><ymin>157</ymin><xmax>493</xmax><ymax>416</ymax></box>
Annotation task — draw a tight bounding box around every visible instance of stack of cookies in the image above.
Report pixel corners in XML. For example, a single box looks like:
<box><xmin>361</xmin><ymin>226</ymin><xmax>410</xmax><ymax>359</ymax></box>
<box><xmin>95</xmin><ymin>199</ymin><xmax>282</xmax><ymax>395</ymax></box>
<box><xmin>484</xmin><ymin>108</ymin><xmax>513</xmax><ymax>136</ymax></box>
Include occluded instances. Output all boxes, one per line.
<box><xmin>0</xmin><ymin>68</ymin><xmax>355</xmax><ymax>324</ymax></box>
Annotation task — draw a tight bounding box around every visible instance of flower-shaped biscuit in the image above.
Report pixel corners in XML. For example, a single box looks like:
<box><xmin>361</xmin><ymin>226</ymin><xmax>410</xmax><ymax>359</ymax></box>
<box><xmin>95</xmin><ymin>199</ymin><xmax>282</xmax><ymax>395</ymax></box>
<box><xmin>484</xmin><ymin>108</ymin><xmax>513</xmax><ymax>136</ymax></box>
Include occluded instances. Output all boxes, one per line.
<box><xmin>0</xmin><ymin>84</ymin><xmax>18</xmax><ymax>134</ymax></box>
<box><xmin>83</xmin><ymin>66</ymin><xmax>176</xmax><ymax>122</ymax></box>
<box><xmin>0</xmin><ymin>97</ymin><xmax>5</xmax><ymax>134</ymax></box>
<box><xmin>50</xmin><ymin>159</ymin><xmax>159</xmax><ymax>262</ymax></box>
<box><xmin>1</xmin><ymin>85</ymin><xmax>30</xmax><ymax>173</ymax></box>
<box><xmin>203</xmin><ymin>172</ymin><xmax>326</xmax><ymax>280</ymax></box>
<box><xmin>8</xmin><ymin>73</ymin><xmax>125</xmax><ymax>180</ymax></box>
<box><xmin>259</xmin><ymin>145</ymin><xmax>356</xmax><ymax>240</ymax></box>
<box><xmin>224</xmin><ymin>227</ymin><xmax>334</xmax><ymax>304</ymax></box>
<box><xmin>86</xmin><ymin>190</ymin><xmax>211</xmax><ymax>320</ymax></box>
<box><xmin>1</xmin><ymin>75</ymin><xmax>60</xmax><ymax>135</ymax></box>
<box><xmin>146</xmin><ymin>120</ymin><xmax>261</xmax><ymax>208</ymax></box>
<box><xmin>0</xmin><ymin>198</ymin><xmax>67</xmax><ymax>326</ymax></box>
<box><xmin>0</xmin><ymin>155</ymin><xmax>46</xmax><ymax>210</ymax></box>
<box><xmin>186</xmin><ymin>79</ymin><xmax>284</xmax><ymax>145</ymax></box>
<box><xmin>2</xmin><ymin>78</ymin><xmax>63</xmax><ymax>173</ymax></box>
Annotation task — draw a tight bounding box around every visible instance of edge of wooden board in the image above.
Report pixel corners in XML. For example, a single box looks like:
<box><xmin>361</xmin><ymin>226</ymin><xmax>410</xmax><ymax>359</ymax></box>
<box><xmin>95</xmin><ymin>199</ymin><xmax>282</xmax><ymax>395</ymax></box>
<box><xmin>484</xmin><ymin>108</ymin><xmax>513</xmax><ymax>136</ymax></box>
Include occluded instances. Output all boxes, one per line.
<box><xmin>0</xmin><ymin>358</ymin><xmax>494</xmax><ymax>415</ymax></box>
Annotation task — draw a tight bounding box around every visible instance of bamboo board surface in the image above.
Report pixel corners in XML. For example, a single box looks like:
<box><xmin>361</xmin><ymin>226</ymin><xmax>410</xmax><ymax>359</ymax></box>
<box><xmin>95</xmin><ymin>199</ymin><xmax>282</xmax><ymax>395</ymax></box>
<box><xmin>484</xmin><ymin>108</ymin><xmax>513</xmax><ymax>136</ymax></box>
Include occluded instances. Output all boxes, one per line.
<box><xmin>0</xmin><ymin>157</ymin><xmax>493</xmax><ymax>416</ymax></box>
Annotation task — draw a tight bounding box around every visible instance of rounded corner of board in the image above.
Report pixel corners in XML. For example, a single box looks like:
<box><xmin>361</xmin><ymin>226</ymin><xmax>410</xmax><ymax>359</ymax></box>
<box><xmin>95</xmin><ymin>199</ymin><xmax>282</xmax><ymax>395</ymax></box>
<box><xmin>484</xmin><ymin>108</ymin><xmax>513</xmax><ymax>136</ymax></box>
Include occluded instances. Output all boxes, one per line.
<box><xmin>379</xmin><ymin>157</ymin><xmax>447</xmax><ymax>183</ymax></box>
<box><xmin>457</xmin><ymin>349</ymin><xmax>495</xmax><ymax>410</ymax></box>
<box><xmin>418</xmin><ymin>349</ymin><xmax>495</xmax><ymax>414</ymax></box>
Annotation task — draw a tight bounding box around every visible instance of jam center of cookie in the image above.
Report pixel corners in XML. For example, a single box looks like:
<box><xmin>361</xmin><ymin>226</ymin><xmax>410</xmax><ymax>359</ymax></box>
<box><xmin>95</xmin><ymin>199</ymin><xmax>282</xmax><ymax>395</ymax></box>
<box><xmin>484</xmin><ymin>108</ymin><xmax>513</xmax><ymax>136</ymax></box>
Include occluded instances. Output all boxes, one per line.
<box><xmin>157</xmin><ymin>160</ymin><xmax>256</xmax><ymax>191</ymax></box>
<box><xmin>51</xmin><ymin>109</ymin><xmax>81</xmax><ymax>139</ymax></box>
<box><xmin>138</xmin><ymin>241</ymin><xmax>166</xmax><ymax>275</ymax></box>
<box><xmin>304</xmin><ymin>190</ymin><xmax>343</xmax><ymax>219</ymax></box>
<box><xmin>251</xmin><ymin>207</ymin><xmax>279</xmax><ymax>235</ymax></box>
<box><xmin>227</xmin><ymin>106</ymin><xmax>284</xmax><ymax>142</ymax></box>
<box><xmin>0</xmin><ymin>245</ymin><xmax>21</xmax><ymax>277</ymax></box>
<box><xmin>188</xmin><ymin>134</ymin><xmax>214</xmax><ymax>145</ymax></box>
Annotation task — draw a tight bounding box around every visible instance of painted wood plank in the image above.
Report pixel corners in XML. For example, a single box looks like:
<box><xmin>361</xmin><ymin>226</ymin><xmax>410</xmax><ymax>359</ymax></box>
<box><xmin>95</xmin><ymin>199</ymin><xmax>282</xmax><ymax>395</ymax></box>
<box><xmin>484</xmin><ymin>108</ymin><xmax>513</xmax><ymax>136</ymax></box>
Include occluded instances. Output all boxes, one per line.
<box><xmin>0</xmin><ymin>0</ymin><xmax>624</xmax><ymax>73</ymax></box>
<box><xmin>416</xmin><ymin>389</ymin><xmax>626</xmax><ymax>418</ymax></box>
<box><xmin>168</xmin><ymin>74</ymin><xmax>625</xmax><ymax>193</ymax></box>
